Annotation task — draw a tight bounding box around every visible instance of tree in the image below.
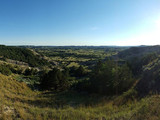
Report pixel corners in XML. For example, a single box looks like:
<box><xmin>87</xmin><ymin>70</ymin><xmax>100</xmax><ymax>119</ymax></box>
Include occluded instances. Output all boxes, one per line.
<box><xmin>24</xmin><ymin>68</ymin><xmax>38</xmax><ymax>76</ymax></box>
<box><xmin>75</xmin><ymin>65</ymin><xmax>86</xmax><ymax>77</ymax></box>
<box><xmin>88</xmin><ymin>60</ymin><xmax>134</xmax><ymax>95</ymax></box>
<box><xmin>40</xmin><ymin>68</ymin><xmax>70</xmax><ymax>91</ymax></box>
<box><xmin>113</xmin><ymin>64</ymin><xmax>134</xmax><ymax>94</ymax></box>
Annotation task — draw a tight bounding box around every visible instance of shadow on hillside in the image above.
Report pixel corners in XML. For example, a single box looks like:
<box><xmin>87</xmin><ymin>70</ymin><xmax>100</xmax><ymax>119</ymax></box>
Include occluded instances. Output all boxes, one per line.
<box><xmin>23</xmin><ymin>91</ymin><xmax>110</xmax><ymax>109</ymax></box>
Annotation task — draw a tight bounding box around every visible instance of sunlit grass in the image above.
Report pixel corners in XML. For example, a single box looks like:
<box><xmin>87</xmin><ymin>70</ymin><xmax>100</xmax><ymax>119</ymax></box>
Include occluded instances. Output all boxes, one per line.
<box><xmin>0</xmin><ymin>73</ymin><xmax>160</xmax><ymax>120</ymax></box>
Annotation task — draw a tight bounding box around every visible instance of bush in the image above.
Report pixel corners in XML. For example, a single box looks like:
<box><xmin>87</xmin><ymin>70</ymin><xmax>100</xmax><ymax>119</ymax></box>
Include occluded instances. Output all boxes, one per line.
<box><xmin>24</xmin><ymin>68</ymin><xmax>38</xmax><ymax>76</ymax></box>
<box><xmin>0</xmin><ymin>64</ymin><xmax>12</xmax><ymax>76</ymax></box>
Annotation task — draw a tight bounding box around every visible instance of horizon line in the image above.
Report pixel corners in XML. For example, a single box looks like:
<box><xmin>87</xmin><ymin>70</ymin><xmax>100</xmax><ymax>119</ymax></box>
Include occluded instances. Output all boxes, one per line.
<box><xmin>0</xmin><ymin>44</ymin><xmax>157</xmax><ymax>47</ymax></box>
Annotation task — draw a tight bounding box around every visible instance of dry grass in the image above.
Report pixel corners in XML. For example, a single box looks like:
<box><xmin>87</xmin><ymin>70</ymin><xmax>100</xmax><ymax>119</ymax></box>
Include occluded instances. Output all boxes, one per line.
<box><xmin>0</xmin><ymin>73</ymin><xmax>160</xmax><ymax>120</ymax></box>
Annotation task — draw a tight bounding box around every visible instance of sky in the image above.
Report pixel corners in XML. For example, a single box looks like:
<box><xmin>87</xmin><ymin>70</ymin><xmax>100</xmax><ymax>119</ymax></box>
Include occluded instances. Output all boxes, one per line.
<box><xmin>0</xmin><ymin>0</ymin><xmax>160</xmax><ymax>46</ymax></box>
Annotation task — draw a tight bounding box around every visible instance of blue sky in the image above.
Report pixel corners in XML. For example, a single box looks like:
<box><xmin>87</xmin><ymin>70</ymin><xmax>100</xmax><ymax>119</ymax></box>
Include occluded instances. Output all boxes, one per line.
<box><xmin>0</xmin><ymin>0</ymin><xmax>160</xmax><ymax>46</ymax></box>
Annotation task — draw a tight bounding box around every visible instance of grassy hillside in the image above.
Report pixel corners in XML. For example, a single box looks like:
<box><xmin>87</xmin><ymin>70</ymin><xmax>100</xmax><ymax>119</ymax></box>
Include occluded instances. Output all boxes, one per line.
<box><xmin>0</xmin><ymin>73</ymin><xmax>160</xmax><ymax>120</ymax></box>
<box><xmin>116</xmin><ymin>46</ymin><xmax>160</xmax><ymax>95</ymax></box>
<box><xmin>117</xmin><ymin>45</ymin><xmax>160</xmax><ymax>60</ymax></box>
<box><xmin>0</xmin><ymin>45</ymin><xmax>49</xmax><ymax>67</ymax></box>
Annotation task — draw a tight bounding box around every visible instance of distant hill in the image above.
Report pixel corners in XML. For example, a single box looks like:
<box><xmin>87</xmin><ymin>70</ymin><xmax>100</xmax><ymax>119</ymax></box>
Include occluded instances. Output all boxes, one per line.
<box><xmin>118</xmin><ymin>45</ymin><xmax>160</xmax><ymax>59</ymax></box>
<box><xmin>0</xmin><ymin>45</ymin><xmax>49</xmax><ymax>67</ymax></box>
<box><xmin>116</xmin><ymin>45</ymin><xmax>160</xmax><ymax>96</ymax></box>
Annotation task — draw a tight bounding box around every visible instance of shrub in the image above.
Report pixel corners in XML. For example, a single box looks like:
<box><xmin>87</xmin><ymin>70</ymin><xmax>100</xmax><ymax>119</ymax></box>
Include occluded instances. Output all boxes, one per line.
<box><xmin>0</xmin><ymin>64</ymin><xmax>12</xmax><ymax>76</ymax></box>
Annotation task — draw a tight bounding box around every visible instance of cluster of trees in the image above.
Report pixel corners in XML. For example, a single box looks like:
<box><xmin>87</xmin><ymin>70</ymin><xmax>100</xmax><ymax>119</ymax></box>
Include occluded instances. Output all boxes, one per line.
<box><xmin>88</xmin><ymin>60</ymin><xmax>134</xmax><ymax>95</ymax></box>
<box><xmin>40</xmin><ymin>68</ymin><xmax>71</xmax><ymax>91</ymax></box>
<box><xmin>40</xmin><ymin>60</ymin><xmax>134</xmax><ymax>96</ymax></box>
<box><xmin>69</xmin><ymin>65</ymin><xmax>87</xmax><ymax>77</ymax></box>
<box><xmin>24</xmin><ymin>68</ymin><xmax>38</xmax><ymax>76</ymax></box>
<box><xmin>0</xmin><ymin>45</ymin><xmax>49</xmax><ymax>67</ymax></box>
<box><xmin>40</xmin><ymin>65</ymin><xmax>89</xmax><ymax>91</ymax></box>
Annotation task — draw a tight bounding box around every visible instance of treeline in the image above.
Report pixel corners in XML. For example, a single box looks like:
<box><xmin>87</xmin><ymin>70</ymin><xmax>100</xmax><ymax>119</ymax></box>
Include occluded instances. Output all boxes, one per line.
<box><xmin>0</xmin><ymin>45</ymin><xmax>49</xmax><ymax>67</ymax></box>
<box><xmin>75</xmin><ymin>60</ymin><xmax>134</xmax><ymax>95</ymax></box>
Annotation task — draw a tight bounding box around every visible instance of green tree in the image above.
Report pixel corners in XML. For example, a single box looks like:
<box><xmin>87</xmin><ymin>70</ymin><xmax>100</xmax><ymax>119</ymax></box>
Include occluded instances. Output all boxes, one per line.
<box><xmin>75</xmin><ymin>65</ymin><xmax>86</xmax><ymax>77</ymax></box>
<box><xmin>24</xmin><ymin>68</ymin><xmax>38</xmax><ymax>76</ymax></box>
<box><xmin>113</xmin><ymin>64</ymin><xmax>134</xmax><ymax>94</ymax></box>
<box><xmin>40</xmin><ymin>68</ymin><xmax>70</xmax><ymax>91</ymax></box>
<box><xmin>88</xmin><ymin>60</ymin><xmax>134</xmax><ymax>95</ymax></box>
